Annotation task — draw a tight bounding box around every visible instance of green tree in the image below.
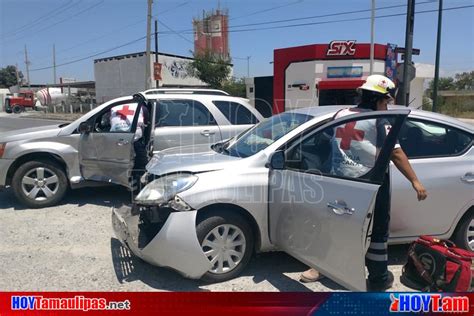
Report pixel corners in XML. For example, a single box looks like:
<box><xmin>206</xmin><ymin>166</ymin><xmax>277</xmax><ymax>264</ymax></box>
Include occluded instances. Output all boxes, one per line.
<box><xmin>454</xmin><ymin>71</ymin><xmax>474</xmax><ymax>90</ymax></box>
<box><xmin>426</xmin><ymin>77</ymin><xmax>455</xmax><ymax>97</ymax></box>
<box><xmin>221</xmin><ymin>77</ymin><xmax>246</xmax><ymax>97</ymax></box>
<box><xmin>188</xmin><ymin>51</ymin><xmax>231</xmax><ymax>89</ymax></box>
<box><xmin>0</xmin><ymin>65</ymin><xmax>23</xmax><ymax>88</ymax></box>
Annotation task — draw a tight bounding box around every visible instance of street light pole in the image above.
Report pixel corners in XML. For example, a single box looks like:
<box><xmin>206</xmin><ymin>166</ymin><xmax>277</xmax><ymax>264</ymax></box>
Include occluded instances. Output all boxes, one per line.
<box><xmin>155</xmin><ymin>19</ymin><xmax>159</xmax><ymax>87</ymax></box>
<box><xmin>432</xmin><ymin>0</ymin><xmax>443</xmax><ymax>113</ymax></box>
<box><xmin>145</xmin><ymin>0</ymin><xmax>153</xmax><ymax>90</ymax></box>
<box><xmin>369</xmin><ymin>0</ymin><xmax>375</xmax><ymax>75</ymax></box>
<box><xmin>400</xmin><ymin>0</ymin><xmax>415</xmax><ymax>106</ymax></box>
<box><xmin>247</xmin><ymin>56</ymin><xmax>250</xmax><ymax>78</ymax></box>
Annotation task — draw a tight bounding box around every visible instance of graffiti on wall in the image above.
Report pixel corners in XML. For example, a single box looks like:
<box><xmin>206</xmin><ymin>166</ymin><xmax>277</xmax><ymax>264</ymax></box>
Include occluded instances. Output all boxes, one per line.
<box><xmin>165</xmin><ymin>60</ymin><xmax>191</xmax><ymax>79</ymax></box>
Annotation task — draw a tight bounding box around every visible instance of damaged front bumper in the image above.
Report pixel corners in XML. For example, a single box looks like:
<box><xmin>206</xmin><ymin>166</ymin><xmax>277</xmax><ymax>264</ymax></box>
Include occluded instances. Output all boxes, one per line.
<box><xmin>112</xmin><ymin>203</ymin><xmax>212</xmax><ymax>279</ymax></box>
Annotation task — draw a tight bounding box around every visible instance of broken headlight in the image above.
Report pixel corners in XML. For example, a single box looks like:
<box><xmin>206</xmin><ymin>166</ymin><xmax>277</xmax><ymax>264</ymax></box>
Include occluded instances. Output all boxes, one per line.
<box><xmin>135</xmin><ymin>173</ymin><xmax>198</xmax><ymax>205</ymax></box>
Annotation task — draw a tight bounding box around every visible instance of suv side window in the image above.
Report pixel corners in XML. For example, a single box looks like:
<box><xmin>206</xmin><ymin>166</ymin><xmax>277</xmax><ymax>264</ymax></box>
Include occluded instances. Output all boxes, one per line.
<box><xmin>399</xmin><ymin>119</ymin><xmax>472</xmax><ymax>158</ymax></box>
<box><xmin>213</xmin><ymin>100</ymin><xmax>258</xmax><ymax>125</ymax></box>
<box><xmin>94</xmin><ymin>102</ymin><xmax>139</xmax><ymax>133</ymax></box>
<box><xmin>156</xmin><ymin>99</ymin><xmax>217</xmax><ymax>127</ymax></box>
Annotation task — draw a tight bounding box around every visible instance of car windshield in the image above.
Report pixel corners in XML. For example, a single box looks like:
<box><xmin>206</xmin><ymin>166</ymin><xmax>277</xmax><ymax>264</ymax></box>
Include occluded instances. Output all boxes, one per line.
<box><xmin>224</xmin><ymin>112</ymin><xmax>314</xmax><ymax>158</ymax></box>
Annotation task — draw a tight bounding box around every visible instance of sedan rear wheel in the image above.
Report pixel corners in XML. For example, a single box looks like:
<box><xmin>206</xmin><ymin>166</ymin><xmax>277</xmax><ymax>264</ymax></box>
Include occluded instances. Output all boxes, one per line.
<box><xmin>196</xmin><ymin>211</ymin><xmax>254</xmax><ymax>283</ymax></box>
<box><xmin>452</xmin><ymin>210</ymin><xmax>474</xmax><ymax>251</ymax></box>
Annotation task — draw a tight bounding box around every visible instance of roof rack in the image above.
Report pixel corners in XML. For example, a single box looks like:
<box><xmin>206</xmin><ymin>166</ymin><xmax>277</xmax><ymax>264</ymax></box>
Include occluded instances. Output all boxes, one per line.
<box><xmin>144</xmin><ymin>88</ymin><xmax>229</xmax><ymax>96</ymax></box>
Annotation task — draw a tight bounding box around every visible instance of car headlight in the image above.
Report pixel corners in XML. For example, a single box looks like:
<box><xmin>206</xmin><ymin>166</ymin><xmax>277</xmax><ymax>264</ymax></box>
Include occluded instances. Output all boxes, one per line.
<box><xmin>135</xmin><ymin>173</ymin><xmax>198</xmax><ymax>205</ymax></box>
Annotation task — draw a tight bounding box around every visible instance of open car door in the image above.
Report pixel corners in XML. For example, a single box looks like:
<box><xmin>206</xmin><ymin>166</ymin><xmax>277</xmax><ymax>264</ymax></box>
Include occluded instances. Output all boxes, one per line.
<box><xmin>268</xmin><ymin>109</ymin><xmax>410</xmax><ymax>291</ymax></box>
<box><xmin>78</xmin><ymin>95</ymin><xmax>147</xmax><ymax>187</ymax></box>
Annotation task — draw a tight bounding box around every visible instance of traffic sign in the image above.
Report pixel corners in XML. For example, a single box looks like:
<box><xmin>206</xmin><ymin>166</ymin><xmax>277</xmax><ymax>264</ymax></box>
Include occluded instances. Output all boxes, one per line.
<box><xmin>396</xmin><ymin>63</ymin><xmax>416</xmax><ymax>82</ymax></box>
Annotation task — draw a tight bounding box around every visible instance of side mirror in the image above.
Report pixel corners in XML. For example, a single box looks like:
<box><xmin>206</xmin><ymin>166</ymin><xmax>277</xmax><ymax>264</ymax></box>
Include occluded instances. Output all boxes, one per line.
<box><xmin>78</xmin><ymin>121</ymin><xmax>92</xmax><ymax>134</ymax></box>
<box><xmin>268</xmin><ymin>150</ymin><xmax>285</xmax><ymax>170</ymax></box>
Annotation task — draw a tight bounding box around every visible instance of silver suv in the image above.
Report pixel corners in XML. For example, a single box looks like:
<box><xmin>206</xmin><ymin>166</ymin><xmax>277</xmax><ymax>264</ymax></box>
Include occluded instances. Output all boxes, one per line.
<box><xmin>0</xmin><ymin>92</ymin><xmax>262</xmax><ymax>208</ymax></box>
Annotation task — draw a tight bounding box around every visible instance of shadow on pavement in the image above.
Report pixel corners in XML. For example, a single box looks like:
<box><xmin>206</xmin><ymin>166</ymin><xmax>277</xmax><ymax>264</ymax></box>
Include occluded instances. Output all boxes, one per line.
<box><xmin>110</xmin><ymin>237</ymin><xmax>410</xmax><ymax>292</ymax></box>
<box><xmin>0</xmin><ymin>186</ymin><xmax>132</xmax><ymax>211</ymax></box>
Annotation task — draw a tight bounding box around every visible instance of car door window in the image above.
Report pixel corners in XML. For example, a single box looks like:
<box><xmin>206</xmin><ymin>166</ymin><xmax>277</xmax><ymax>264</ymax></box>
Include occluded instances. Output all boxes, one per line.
<box><xmin>399</xmin><ymin>119</ymin><xmax>472</xmax><ymax>158</ymax></box>
<box><xmin>213</xmin><ymin>100</ymin><xmax>259</xmax><ymax>125</ymax></box>
<box><xmin>285</xmin><ymin>115</ymin><xmax>399</xmax><ymax>180</ymax></box>
<box><xmin>94</xmin><ymin>102</ymin><xmax>139</xmax><ymax>133</ymax></box>
<box><xmin>156</xmin><ymin>99</ymin><xmax>217</xmax><ymax>127</ymax></box>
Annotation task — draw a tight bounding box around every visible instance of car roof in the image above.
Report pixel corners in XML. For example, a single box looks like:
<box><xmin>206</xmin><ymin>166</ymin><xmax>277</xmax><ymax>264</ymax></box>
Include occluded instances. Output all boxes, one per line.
<box><xmin>143</xmin><ymin>88</ymin><xmax>229</xmax><ymax>96</ymax></box>
<box><xmin>289</xmin><ymin>105</ymin><xmax>473</xmax><ymax>133</ymax></box>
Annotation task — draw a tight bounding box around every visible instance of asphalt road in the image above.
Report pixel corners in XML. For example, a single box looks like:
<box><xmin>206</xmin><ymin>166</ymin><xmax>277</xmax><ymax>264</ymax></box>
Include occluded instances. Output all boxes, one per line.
<box><xmin>0</xmin><ymin>186</ymin><xmax>414</xmax><ymax>292</ymax></box>
<box><xmin>0</xmin><ymin>114</ymin><xmax>416</xmax><ymax>292</ymax></box>
<box><xmin>0</xmin><ymin>112</ymin><xmax>66</xmax><ymax>133</ymax></box>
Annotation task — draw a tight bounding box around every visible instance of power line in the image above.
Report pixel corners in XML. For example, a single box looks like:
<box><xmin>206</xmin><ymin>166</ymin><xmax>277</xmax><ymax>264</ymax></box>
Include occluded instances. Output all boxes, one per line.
<box><xmin>157</xmin><ymin>18</ymin><xmax>194</xmax><ymax>45</ymax></box>
<box><xmin>27</xmin><ymin>4</ymin><xmax>474</xmax><ymax>72</ymax></box>
<box><xmin>1</xmin><ymin>0</ymin><xmax>78</xmax><ymax>39</ymax></box>
<box><xmin>159</xmin><ymin>0</ymin><xmax>435</xmax><ymax>35</ymax></box>
<box><xmin>28</xmin><ymin>2</ymin><xmax>187</xmax><ymax>67</ymax></box>
<box><xmin>158</xmin><ymin>1</ymin><xmax>189</xmax><ymax>15</ymax></box>
<box><xmin>29</xmin><ymin>36</ymin><xmax>146</xmax><ymax>72</ymax></box>
<box><xmin>166</xmin><ymin>4</ymin><xmax>474</xmax><ymax>35</ymax></box>
<box><xmin>224</xmin><ymin>0</ymin><xmax>435</xmax><ymax>29</ymax></box>
<box><xmin>5</xmin><ymin>1</ymin><xmax>105</xmax><ymax>43</ymax></box>
<box><xmin>230</xmin><ymin>0</ymin><xmax>304</xmax><ymax>21</ymax></box>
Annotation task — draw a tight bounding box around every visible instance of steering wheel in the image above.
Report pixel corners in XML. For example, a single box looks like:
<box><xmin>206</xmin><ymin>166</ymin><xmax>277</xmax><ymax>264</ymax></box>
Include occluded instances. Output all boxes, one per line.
<box><xmin>95</xmin><ymin>111</ymin><xmax>111</xmax><ymax>132</ymax></box>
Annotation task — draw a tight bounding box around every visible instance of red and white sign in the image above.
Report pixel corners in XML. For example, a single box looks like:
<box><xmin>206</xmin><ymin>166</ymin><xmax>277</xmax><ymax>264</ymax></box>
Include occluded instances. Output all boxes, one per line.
<box><xmin>153</xmin><ymin>63</ymin><xmax>162</xmax><ymax>81</ymax></box>
<box><xmin>326</xmin><ymin>40</ymin><xmax>356</xmax><ymax>56</ymax></box>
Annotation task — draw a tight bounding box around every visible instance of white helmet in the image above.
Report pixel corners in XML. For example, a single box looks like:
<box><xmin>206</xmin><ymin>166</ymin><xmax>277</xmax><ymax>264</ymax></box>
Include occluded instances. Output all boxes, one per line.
<box><xmin>358</xmin><ymin>75</ymin><xmax>396</xmax><ymax>97</ymax></box>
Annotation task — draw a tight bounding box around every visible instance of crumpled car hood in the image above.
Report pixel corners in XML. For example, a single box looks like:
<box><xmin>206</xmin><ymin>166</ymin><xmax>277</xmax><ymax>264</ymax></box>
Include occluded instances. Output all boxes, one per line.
<box><xmin>0</xmin><ymin>125</ymin><xmax>61</xmax><ymax>143</ymax></box>
<box><xmin>147</xmin><ymin>143</ymin><xmax>242</xmax><ymax>176</ymax></box>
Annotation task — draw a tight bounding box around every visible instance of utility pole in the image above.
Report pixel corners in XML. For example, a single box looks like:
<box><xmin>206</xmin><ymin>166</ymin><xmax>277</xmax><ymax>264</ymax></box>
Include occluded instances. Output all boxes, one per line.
<box><xmin>246</xmin><ymin>56</ymin><xmax>250</xmax><ymax>78</ymax></box>
<box><xmin>369</xmin><ymin>0</ymin><xmax>375</xmax><ymax>75</ymax></box>
<box><xmin>400</xmin><ymin>0</ymin><xmax>415</xmax><ymax>106</ymax></box>
<box><xmin>53</xmin><ymin>44</ymin><xmax>57</xmax><ymax>84</ymax></box>
<box><xmin>24</xmin><ymin>45</ymin><xmax>31</xmax><ymax>88</ymax></box>
<box><xmin>15</xmin><ymin>63</ymin><xmax>21</xmax><ymax>86</ymax></box>
<box><xmin>145</xmin><ymin>0</ymin><xmax>153</xmax><ymax>90</ymax></box>
<box><xmin>432</xmin><ymin>0</ymin><xmax>443</xmax><ymax>113</ymax></box>
<box><xmin>154</xmin><ymin>19</ymin><xmax>159</xmax><ymax>87</ymax></box>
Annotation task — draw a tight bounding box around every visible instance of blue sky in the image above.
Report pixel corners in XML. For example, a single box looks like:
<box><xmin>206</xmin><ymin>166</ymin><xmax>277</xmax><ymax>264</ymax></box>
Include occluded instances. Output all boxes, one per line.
<box><xmin>1</xmin><ymin>0</ymin><xmax>473</xmax><ymax>84</ymax></box>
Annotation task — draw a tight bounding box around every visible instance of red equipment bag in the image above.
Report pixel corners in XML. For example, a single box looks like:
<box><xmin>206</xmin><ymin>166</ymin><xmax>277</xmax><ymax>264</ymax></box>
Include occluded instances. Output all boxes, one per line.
<box><xmin>400</xmin><ymin>236</ymin><xmax>474</xmax><ymax>292</ymax></box>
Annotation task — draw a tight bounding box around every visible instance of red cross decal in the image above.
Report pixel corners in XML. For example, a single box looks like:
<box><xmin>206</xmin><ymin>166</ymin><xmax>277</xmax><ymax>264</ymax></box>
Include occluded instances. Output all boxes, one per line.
<box><xmin>335</xmin><ymin>121</ymin><xmax>365</xmax><ymax>150</ymax></box>
<box><xmin>117</xmin><ymin>105</ymin><xmax>135</xmax><ymax>119</ymax></box>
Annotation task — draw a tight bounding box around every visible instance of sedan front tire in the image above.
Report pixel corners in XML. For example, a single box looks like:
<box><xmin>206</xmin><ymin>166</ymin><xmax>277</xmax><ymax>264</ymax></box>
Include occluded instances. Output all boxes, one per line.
<box><xmin>196</xmin><ymin>210</ymin><xmax>254</xmax><ymax>283</ymax></box>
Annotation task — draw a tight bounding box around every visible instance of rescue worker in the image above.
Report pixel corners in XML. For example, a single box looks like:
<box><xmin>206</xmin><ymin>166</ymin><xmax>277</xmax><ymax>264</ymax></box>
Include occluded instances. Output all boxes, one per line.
<box><xmin>299</xmin><ymin>74</ymin><xmax>428</xmax><ymax>291</ymax></box>
<box><xmin>110</xmin><ymin>103</ymin><xmax>149</xmax><ymax>177</ymax></box>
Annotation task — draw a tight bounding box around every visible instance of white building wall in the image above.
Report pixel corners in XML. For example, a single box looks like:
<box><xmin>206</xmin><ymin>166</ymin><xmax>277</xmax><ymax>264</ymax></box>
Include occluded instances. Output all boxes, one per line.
<box><xmin>154</xmin><ymin>53</ymin><xmax>208</xmax><ymax>88</ymax></box>
<box><xmin>94</xmin><ymin>53</ymin><xmax>210</xmax><ymax>103</ymax></box>
<box><xmin>94</xmin><ymin>55</ymin><xmax>148</xmax><ymax>103</ymax></box>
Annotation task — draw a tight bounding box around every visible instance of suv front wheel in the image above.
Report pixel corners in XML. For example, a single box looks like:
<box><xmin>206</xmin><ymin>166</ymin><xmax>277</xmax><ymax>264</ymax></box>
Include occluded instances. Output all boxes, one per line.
<box><xmin>12</xmin><ymin>160</ymin><xmax>68</xmax><ymax>208</ymax></box>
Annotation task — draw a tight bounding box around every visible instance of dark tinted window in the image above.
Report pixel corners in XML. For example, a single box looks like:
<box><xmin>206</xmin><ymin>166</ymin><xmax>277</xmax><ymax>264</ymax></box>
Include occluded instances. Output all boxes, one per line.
<box><xmin>213</xmin><ymin>101</ymin><xmax>258</xmax><ymax>125</ymax></box>
<box><xmin>156</xmin><ymin>99</ymin><xmax>216</xmax><ymax>127</ymax></box>
<box><xmin>399</xmin><ymin>119</ymin><xmax>472</xmax><ymax>158</ymax></box>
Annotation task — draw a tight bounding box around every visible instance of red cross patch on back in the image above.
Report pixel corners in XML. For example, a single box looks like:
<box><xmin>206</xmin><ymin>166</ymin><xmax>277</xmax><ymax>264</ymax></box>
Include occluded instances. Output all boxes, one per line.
<box><xmin>335</xmin><ymin>121</ymin><xmax>365</xmax><ymax>150</ymax></box>
<box><xmin>117</xmin><ymin>105</ymin><xmax>135</xmax><ymax>119</ymax></box>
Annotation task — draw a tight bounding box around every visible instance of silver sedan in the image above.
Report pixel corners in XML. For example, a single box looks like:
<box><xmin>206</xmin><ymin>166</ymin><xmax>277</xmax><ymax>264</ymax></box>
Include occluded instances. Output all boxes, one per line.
<box><xmin>112</xmin><ymin>106</ymin><xmax>473</xmax><ymax>291</ymax></box>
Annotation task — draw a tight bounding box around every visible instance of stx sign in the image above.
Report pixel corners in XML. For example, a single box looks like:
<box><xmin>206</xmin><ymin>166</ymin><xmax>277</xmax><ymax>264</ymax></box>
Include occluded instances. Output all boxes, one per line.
<box><xmin>326</xmin><ymin>40</ymin><xmax>356</xmax><ymax>56</ymax></box>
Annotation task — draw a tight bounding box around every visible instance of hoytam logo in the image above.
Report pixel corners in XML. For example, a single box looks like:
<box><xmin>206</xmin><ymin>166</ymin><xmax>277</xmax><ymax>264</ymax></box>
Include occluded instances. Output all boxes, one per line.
<box><xmin>11</xmin><ymin>295</ymin><xmax>131</xmax><ymax>311</ymax></box>
<box><xmin>326</xmin><ymin>40</ymin><xmax>356</xmax><ymax>56</ymax></box>
<box><xmin>390</xmin><ymin>294</ymin><xmax>469</xmax><ymax>313</ymax></box>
